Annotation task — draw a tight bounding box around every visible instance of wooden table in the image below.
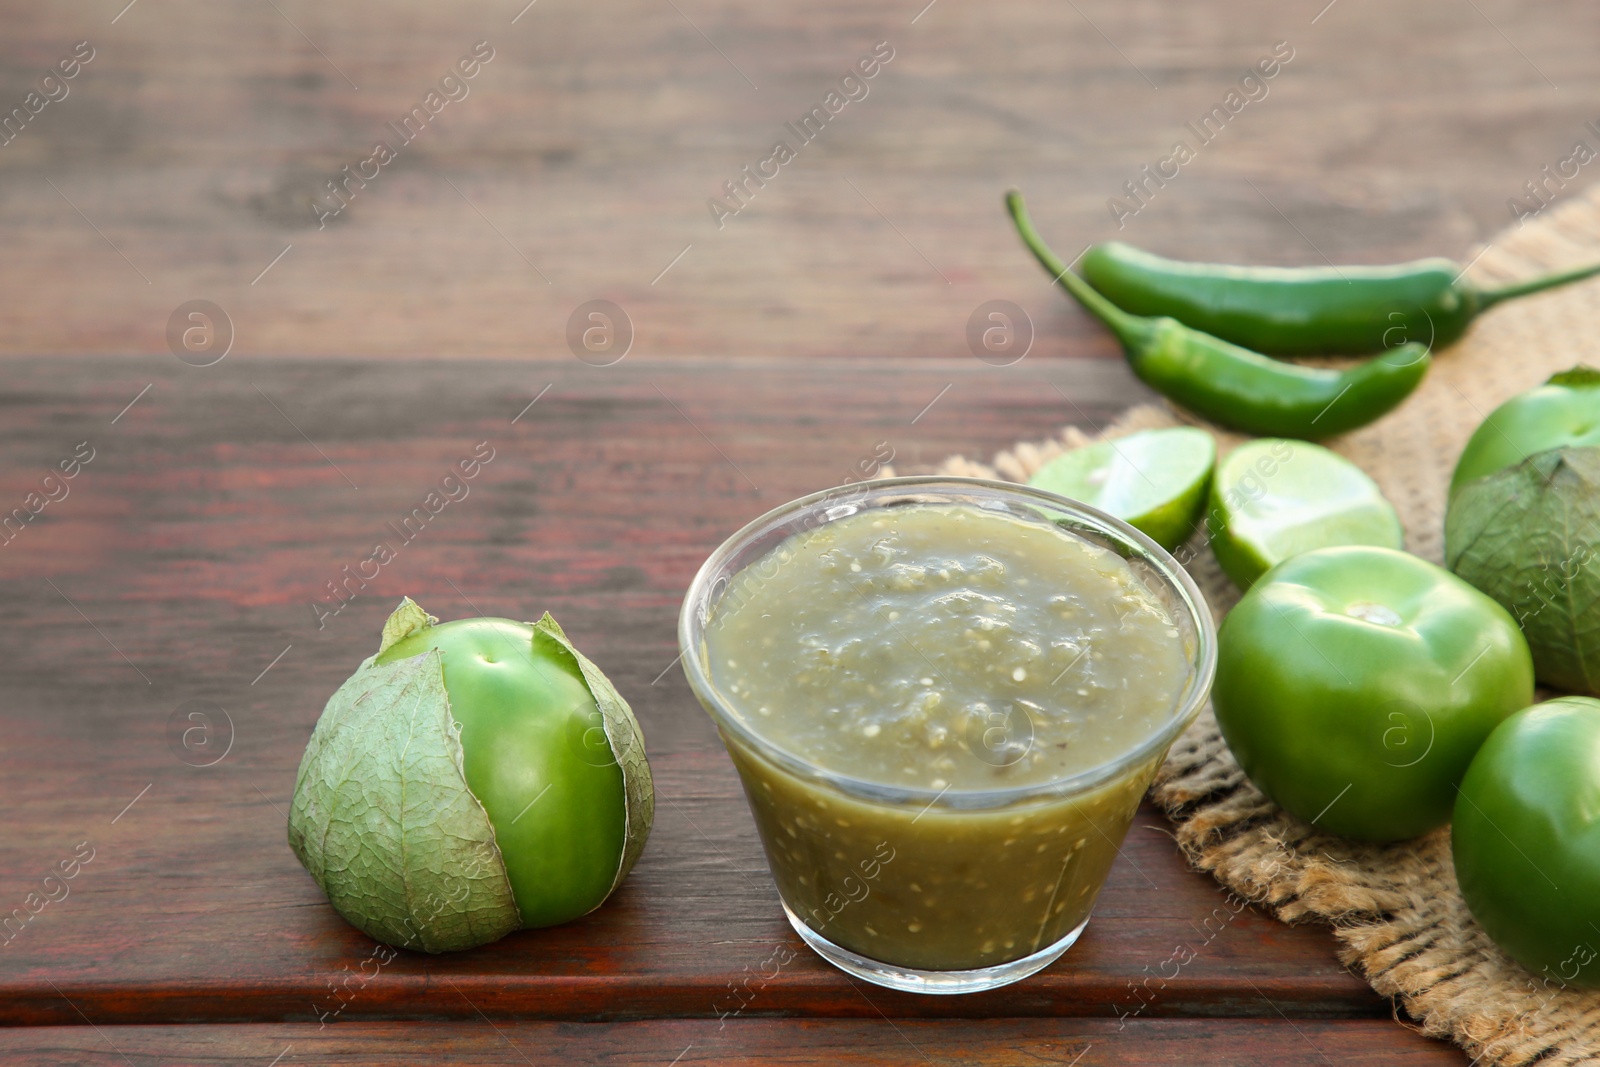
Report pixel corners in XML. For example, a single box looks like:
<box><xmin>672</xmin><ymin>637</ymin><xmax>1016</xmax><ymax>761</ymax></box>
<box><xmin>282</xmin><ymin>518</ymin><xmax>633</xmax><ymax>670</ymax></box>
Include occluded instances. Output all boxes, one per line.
<box><xmin>0</xmin><ymin>358</ymin><xmax>1454</xmax><ymax>1063</ymax></box>
<box><xmin>6</xmin><ymin>0</ymin><xmax>1596</xmax><ymax>1060</ymax></box>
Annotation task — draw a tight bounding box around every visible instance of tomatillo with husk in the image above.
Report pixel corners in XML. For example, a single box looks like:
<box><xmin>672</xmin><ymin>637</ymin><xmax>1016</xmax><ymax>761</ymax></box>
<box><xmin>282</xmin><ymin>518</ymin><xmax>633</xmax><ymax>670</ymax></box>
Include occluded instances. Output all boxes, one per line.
<box><xmin>1447</xmin><ymin>448</ymin><xmax>1600</xmax><ymax>694</ymax></box>
<box><xmin>288</xmin><ymin>598</ymin><xmax>653</xmax><ymax>952</ymax></box>
<box><xmin>1212</xmin><ymin>546</ymin><xmax>1534</xmax><ymax>842</ymax></box>
<box><xmin>1450</xmin><ymin>366</ymin><xmax>1600</xmax><ymax>499</ymax></box>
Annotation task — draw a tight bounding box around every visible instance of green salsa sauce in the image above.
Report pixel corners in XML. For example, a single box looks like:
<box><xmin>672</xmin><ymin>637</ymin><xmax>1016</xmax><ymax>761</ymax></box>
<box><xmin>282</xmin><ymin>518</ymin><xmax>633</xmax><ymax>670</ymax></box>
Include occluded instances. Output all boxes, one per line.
<box><xmin>701</xmin><ymin>502</ymin><xmax>1193</xmax><ymax>971</ymax></box>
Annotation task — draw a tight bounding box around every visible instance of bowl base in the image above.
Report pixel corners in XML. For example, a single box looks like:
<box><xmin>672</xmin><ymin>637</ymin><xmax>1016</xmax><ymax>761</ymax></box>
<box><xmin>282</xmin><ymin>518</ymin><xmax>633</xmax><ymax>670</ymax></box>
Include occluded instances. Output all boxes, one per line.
<box><xmin>781</xmin><ymin>902</ymin><xmax>1090</xmax><ymax>995</ymax></box>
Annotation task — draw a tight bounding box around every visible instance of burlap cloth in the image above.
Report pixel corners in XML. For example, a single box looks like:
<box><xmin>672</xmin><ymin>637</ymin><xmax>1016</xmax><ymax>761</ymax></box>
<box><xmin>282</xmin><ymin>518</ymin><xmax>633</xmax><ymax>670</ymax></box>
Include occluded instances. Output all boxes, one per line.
<box><xmin>910</xmin><ymin>187</ymin><xmax>1600</xmax><ymax>1063</ymax></box>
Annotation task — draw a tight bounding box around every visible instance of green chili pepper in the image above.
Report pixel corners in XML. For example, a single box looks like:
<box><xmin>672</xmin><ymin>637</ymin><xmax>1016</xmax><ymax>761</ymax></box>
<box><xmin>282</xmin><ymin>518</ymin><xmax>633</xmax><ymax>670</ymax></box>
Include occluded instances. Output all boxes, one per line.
<box><xmin>1006</xmin><ymin>191</ymin><xmax>1430</xmax><ymax>439</ymax></box>
<box><xmin>1078</xmin><ymin>240</ymin><xmax>1600</xmax><ymax>357</ymax></box>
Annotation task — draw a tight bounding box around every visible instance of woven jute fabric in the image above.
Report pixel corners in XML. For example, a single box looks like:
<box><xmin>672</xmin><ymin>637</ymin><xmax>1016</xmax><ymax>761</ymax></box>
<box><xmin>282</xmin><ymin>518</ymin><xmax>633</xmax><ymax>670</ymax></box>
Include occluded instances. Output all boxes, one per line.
<box><xmin>914</xmin><ymin>187</ymin><xmax>1600</xmax><ymax>1064</ymax></box>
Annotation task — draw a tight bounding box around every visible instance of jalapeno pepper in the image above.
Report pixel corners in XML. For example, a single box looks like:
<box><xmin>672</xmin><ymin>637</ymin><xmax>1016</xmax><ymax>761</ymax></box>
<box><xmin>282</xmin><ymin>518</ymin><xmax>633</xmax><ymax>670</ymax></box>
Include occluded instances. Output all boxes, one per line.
<box><xmin>1079</xmin><ymin>240</ymin><xmax>1600</xmax><ymax>357</ymax></box>
<box><xmin>1007</xmin><ymin>191</ymin><xmax>1430</xmax><ymax>440</ymax></box>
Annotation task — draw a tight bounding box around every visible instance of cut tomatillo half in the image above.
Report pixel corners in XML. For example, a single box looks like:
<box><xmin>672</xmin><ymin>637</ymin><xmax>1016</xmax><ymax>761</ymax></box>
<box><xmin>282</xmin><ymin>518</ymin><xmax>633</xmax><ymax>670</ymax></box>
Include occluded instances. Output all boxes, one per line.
<box><xmin>1450</xmin><ymin>365</ymin><xmax>1600</xmax><ymax>498</ymax></box>
<box><xmin>1027</xmin><ymin>426</ymin><xmax>1215</xmax><ymax>551</ymax></box>
<box><xmin>1213</xmin><ymin>546</ymin><xmax>1534</xmax><ymax>843</ymax></box>
<box><xmin>288</xmin><ymin>598</ymin><xmax>653</xmax><ymax>953</ymax></box>
<box><xmin>1207</xmin><ymin>438</ymin><xmax>1402</xmax><ymax>589</ymax></box>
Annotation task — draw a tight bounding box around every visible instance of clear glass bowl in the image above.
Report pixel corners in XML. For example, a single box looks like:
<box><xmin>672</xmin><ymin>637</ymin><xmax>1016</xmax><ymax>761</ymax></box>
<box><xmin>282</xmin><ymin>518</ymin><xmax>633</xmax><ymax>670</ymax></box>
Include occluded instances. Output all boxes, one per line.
<box><xmin>679</xmin><ymin>476</ymin><xmax>1217</xmax><ymax>994</ymax></box>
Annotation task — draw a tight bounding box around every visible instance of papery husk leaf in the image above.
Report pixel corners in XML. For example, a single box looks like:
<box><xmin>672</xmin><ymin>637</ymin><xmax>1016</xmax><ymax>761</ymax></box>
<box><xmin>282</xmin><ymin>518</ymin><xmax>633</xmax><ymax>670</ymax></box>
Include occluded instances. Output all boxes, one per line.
<box><xmin>1446</xmin><ymin>446</ymin><xmax>1600</xmax><ymax>695</ymax></box>
<box><xmin>1546</xmin><ymin>365</ymin><xmax>1600</xmax><ymax>388</ymax></box>
<box><xmin>287</xmin><ymin>649</ymin><xmax>520</xmax><ymax>952</ymax></box>
<box><xmin>378</xmin><ymin>596</ymin><xmax>437</xmax><ymax>655</ymax></box>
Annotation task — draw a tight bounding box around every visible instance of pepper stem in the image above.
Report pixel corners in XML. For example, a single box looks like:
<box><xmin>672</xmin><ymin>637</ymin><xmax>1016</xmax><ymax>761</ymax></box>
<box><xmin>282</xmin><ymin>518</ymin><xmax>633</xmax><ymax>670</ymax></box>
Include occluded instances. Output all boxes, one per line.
<box><xmin>1005</xmin><ymin>190</ymin><xmax>1151</xmax><ymax>350</ymax></box>
<box><xmin>1474</xmin><ymin>260</ymin><xmax>1600</xmax><ymax>311</ymax></box>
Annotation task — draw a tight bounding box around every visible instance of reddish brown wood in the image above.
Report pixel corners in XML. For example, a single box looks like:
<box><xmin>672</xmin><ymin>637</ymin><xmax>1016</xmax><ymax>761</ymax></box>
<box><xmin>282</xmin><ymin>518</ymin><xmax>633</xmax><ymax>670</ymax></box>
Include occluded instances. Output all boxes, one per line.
<box><xmin>0</xmin><ymin>357</ymin><xmax>1391</xmax><ymax>1029</ymax></box>
<box><xmin>0</xmin><ymin>1019</ymin><xmax>1462</xmax><ymax>1066</ymax></box>
<box><xmin>0</xmin><ymin>0</ymin><xmax>1596</xmax><ymax>359</ymax></box>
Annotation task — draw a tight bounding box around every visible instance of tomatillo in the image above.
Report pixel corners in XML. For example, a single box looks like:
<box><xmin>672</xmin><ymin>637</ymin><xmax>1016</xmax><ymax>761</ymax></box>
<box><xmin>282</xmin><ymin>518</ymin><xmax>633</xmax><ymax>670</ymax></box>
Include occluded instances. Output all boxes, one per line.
<box><xmin>1213</xmin><ymin>546</ymin><xmax>1534</xmax><ymax>842</ymax></box>
<box><xmin>1449</xmin><ymin>365</ymin><xmax>1600</xmax><ymax>498</ymax></box>
<box><xmin>1447</xmin><ymin>447</ymin><xmax>1600</xmax><ymax>694</ymax></box>
<box><xmin>1453</xmin><ymin>697</ymin><xmax>1600</xmax><ymax>988</ymax></box>
<box><xmin>288</xmin><ymin>598</ymin><xmax>653</xmax><ymax>952</ymax></box>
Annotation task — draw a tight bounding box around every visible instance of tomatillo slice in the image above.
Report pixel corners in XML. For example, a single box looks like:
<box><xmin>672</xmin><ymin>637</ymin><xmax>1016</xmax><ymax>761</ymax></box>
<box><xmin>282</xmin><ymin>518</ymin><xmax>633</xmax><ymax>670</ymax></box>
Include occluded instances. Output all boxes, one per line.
<box><xmin>1453</xmin><ymin>697</ymin><xmax>1600</xmax><ymax>988</ymax></box>
<box><xmin>288</xmin><ymin>598</ymin><xmax>653</xmax><ymax>952</ymax></box>
<box><xmin>1208</xmin><ymin>438</ymin><xmax>1402</xmax><ymax>589</ymax></box>
<box><xmin>1213</xmin><ymin>546</ymin><xmax>1534</xmax><ymax>842</ymax></box>
<box><xmin>1027</xmin><ymin>426</ymin><xmax>1215</xmax><ymax>551</ymax></box>
<box><xmin>1450</xmin><ymin>366</ymin><xmax>1600</xmax><ymax>498</ymax></box>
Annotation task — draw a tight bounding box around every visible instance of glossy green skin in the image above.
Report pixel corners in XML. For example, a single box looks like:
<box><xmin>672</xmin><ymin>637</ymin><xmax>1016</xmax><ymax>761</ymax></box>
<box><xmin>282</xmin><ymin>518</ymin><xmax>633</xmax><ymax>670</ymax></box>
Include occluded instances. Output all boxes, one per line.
<box><xmin>1454</xmin><ymin>698</ymin><xmax>1600</xmax><ymax>988</ymax></box>
<box><xmin>1082</xmin><ymin>242</ymin><xmax>1475</xmax><ymax>356</ymax></box>
<box><xmin>1006</xmin><ymin>193</ymin><xmax>1431</xmax><ymax>440</ymax></box>
<box><xmin>1449</xmin><ymin>370</ymin><xmax>1600</xmax><ymax>497</ymax></box>
<box><xmin>376</xmin><ymin>618</ymin><xmax>627</xmax><ymax>928</ymax></box>
<box><xmin>1131</xmin><ymin>318</ymin><xmax>1430</xmax><ymax>440</ymax></box>
<box><xmin>1214</xmin><ymin>546</ymin><xmax>1535</xmax><ymax>842</ymax></box>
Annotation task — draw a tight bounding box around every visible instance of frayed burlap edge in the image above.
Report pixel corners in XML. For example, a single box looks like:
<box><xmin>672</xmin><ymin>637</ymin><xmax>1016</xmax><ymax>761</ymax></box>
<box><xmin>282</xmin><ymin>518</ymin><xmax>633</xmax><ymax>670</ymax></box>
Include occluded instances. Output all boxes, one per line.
<box><xmin>895</xmin><ymin>186</ymin><xmax>1600</xmax><ymax>1065</ymax></box>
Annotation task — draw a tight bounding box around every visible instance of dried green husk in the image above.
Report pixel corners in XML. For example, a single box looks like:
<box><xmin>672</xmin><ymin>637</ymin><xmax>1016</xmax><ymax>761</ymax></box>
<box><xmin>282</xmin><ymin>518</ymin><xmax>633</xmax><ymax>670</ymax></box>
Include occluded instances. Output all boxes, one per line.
<box><xmin>287</xmin><ymin>647</ymin><xmax>520</xmax><ymax>952</ymax></box>
<box><xmin>1446</xmin><ymin>446</ymin><xmax>1600</xmax><ymax>694</ymax></box>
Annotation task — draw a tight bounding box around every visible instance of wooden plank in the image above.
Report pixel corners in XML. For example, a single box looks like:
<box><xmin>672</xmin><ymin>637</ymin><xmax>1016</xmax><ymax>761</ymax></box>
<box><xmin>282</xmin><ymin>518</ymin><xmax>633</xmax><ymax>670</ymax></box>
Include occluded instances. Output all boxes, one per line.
<box><xmin>0</xmin><ymin>0</ymin><xmax>1596</xmax><ymax>358</ymax></box>
<box><xmin>0</xmin><ymin>1019</ymin><xmax>1465</xmax><ymax>1065</ymax></box>
<box><xmin>0</xmin><ymin>749</ymin><xmax>1374</xmax><ymax>1025</ymax></box>
<box><xmin>0</xmin><ymin>358</ymin><xmax>1384</xmax><ymax>1025</ymax></box>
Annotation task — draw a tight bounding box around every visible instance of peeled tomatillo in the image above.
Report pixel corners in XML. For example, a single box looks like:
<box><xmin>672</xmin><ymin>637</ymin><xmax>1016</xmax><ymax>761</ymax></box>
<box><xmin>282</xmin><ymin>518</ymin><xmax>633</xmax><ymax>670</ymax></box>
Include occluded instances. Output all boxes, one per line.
<box><xmin>1453</xmin><ymin>697</ymin><xmax>1600</xmax><ymax>988</ymax></box>
<box><xmin>288</xmin><ymin>598</ymin><xmax>653</xmax><ymax>952</ymax></box>
<box><xmin>1213</xmin><ymin>546</ymin><xmax>1533</xmax><ymax>842</ymax></box>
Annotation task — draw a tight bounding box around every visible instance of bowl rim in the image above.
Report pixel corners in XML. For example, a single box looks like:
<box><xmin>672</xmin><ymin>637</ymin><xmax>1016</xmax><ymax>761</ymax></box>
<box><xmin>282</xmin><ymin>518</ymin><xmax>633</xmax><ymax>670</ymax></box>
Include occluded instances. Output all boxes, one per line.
<box><xmin>677</xmin><ymin>475</ymin><xmax>1218</xmax><ymax>810</ymax></box>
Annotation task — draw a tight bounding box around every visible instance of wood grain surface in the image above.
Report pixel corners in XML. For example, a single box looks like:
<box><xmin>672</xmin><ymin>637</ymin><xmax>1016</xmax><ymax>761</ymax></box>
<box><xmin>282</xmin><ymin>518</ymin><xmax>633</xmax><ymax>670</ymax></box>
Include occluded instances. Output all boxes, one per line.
<box><xmin>1</xmin><ymin>0</ymin><xmax>1596</xmax><ymax>359</ymax></box>
<box><xmin>0</xmin><ymin>357</ymin><xmax>1395</xmax><ymax>1029</ymax></box>
<box><xmin>0</xmin><ymin>1019</ymin><xmax>1465</xmax><ymax>1066</ymax></box>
